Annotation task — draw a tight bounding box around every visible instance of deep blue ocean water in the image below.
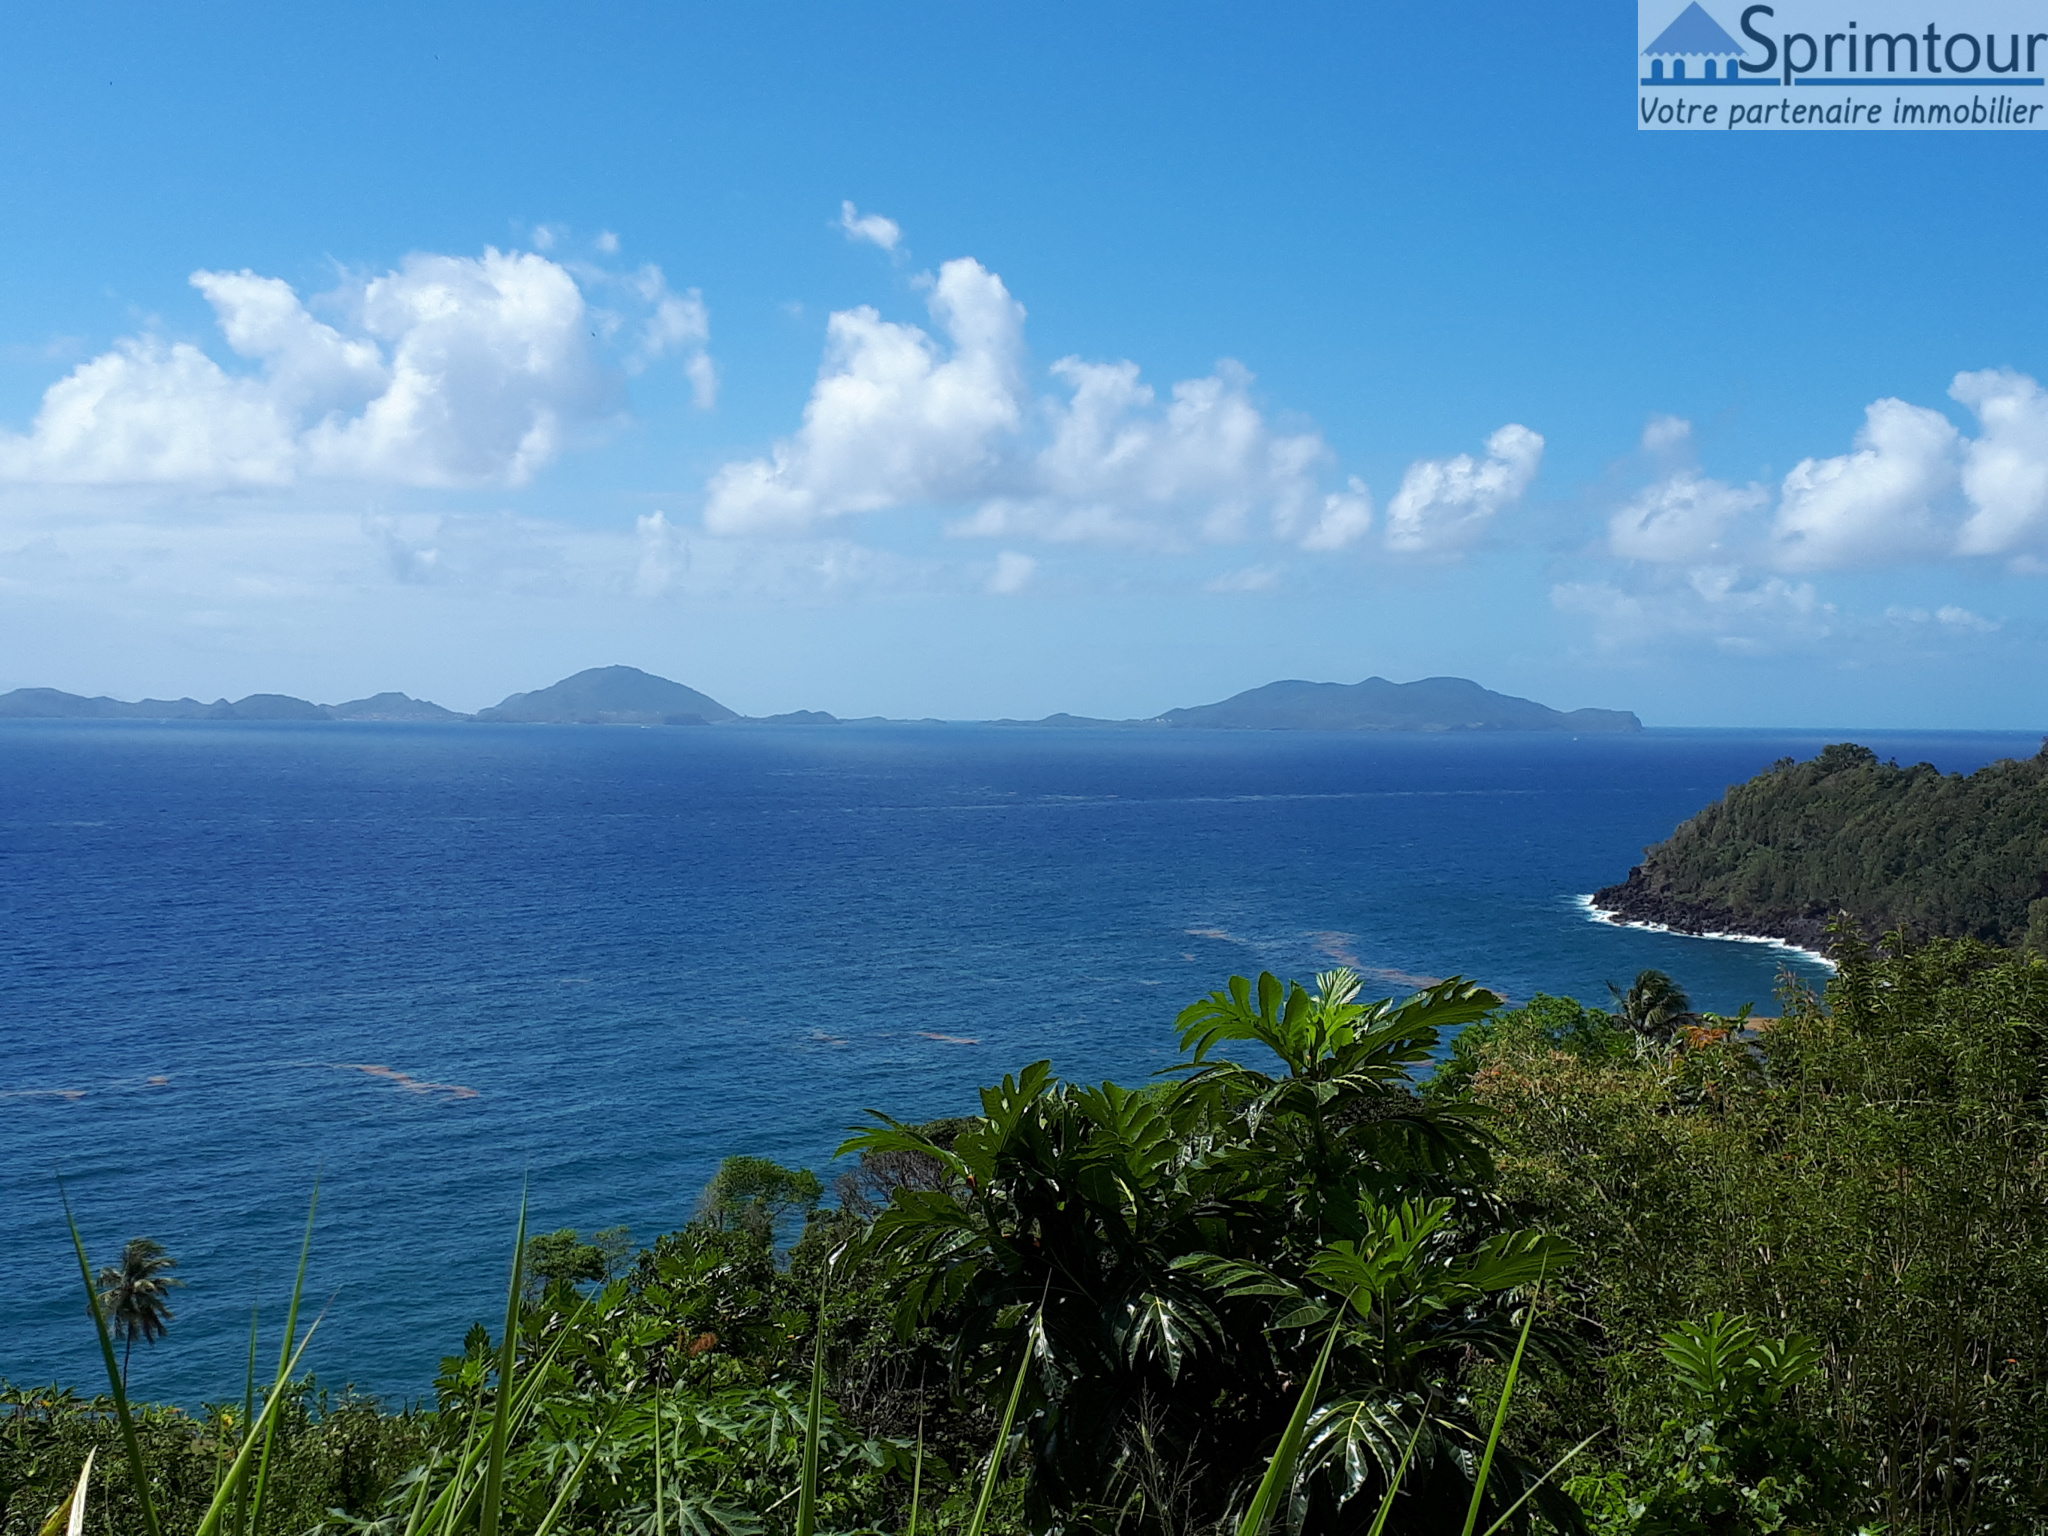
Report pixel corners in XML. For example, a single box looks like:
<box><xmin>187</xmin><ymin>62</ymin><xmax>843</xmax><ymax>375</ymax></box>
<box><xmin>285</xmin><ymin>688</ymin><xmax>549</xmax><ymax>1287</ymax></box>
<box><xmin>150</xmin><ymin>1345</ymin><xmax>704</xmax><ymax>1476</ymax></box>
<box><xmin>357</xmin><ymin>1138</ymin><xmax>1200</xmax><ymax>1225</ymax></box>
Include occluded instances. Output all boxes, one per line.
<box><xmin>3</xmin><ymin>721</ymin><xmax>2039</xmax><ymax>1406</ymax></box>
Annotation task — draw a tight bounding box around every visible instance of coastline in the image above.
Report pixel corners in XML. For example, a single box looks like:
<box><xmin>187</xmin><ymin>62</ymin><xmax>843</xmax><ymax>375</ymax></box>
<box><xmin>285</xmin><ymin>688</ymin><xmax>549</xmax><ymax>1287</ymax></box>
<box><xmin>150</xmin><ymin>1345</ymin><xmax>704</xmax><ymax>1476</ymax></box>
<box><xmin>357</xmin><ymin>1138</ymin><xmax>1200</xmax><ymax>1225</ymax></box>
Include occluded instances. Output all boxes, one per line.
<box><xmin>1574</xmin><ymin>892</ymin><xmax>1839</xmax><ymax>970</ymax></box>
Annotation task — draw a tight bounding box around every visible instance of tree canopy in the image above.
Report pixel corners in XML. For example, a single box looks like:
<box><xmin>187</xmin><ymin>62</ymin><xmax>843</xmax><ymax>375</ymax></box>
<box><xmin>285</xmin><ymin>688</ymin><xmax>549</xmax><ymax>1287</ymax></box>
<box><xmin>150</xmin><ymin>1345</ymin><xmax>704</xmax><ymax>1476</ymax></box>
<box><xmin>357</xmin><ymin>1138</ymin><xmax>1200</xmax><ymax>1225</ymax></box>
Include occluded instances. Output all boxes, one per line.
<box><xmin>1599</xmin><ymin>740</ymin><xmax>2048</xmax><ymax>949</ymax></box>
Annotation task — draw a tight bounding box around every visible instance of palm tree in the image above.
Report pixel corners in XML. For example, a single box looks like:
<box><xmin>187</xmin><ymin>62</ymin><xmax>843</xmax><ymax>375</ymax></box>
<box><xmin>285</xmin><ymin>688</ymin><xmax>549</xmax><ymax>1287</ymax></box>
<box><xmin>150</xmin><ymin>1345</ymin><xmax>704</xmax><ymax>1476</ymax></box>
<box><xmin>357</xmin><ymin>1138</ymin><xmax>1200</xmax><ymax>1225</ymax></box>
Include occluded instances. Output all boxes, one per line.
<box><xmin>96</xmin><ymin>1237</ymin><xmax>183</xmax><ymax>1384</ymax></box>
<box><xmin>1608</xmin><ymin>968</ymin><xmax>1695</xmax><ymax>1042</ymax></box>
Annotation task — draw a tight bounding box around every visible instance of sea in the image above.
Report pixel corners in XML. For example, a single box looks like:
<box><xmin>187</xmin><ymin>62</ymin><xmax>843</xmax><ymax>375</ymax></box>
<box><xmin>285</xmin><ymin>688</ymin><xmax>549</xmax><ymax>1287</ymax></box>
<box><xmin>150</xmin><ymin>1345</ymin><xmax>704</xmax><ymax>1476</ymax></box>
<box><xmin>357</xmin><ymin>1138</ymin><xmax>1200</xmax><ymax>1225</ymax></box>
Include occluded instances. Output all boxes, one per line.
<box><xmin>2</xmin><ymin>720</ymin><xmax>2038</xmax><ymax>1407</ymax></box>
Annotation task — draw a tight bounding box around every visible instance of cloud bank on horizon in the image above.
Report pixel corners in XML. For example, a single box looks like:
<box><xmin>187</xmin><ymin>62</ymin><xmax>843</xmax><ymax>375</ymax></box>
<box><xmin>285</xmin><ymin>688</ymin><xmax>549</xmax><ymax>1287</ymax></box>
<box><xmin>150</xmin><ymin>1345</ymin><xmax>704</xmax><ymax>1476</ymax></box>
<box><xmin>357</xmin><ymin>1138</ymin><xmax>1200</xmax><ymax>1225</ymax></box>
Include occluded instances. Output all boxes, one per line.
<box><xmin>0</xmin><ymin>206</ymin><xmax>2042</xmax><ymax>674</ymax></box>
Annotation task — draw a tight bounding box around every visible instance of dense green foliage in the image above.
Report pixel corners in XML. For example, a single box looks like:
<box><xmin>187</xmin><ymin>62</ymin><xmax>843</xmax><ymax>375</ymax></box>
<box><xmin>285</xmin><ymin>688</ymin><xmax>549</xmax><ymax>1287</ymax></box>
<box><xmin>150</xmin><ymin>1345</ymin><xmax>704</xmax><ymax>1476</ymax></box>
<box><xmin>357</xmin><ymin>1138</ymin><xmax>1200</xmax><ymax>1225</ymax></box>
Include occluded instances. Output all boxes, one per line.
<box><xmin>1564</xmin><ymin>1317</ymin><xmax>1849</xmax><ymax>1535</ymax></box>
<box><xmin>1456</xmin><ymin>934</ymin><xmax>2048</xmax><ymax>1533</ymax></box>
<box><xmin>520</xmin><ymin>1231</ymin><xmax>632</xmax><ymax>1297</ymax></box>
<box><xmin>11</xmin><ymin>943</ymin><xmax>2048</xmax><ymax>1536</ymax></box>
<box><xmin>846</xmin><ymin>970</ymin><xmax>1576</xmax><ymax>1534</ymax></box>
<box><xmin>1610</xmin><ymin>740</ymin><xmax>2048</xmax><ymax>948</ymax></box>
<box><xmin>0</xmin><ymin>1384</ymin><xmax>427</xmax><ymax>1536</ymax></box>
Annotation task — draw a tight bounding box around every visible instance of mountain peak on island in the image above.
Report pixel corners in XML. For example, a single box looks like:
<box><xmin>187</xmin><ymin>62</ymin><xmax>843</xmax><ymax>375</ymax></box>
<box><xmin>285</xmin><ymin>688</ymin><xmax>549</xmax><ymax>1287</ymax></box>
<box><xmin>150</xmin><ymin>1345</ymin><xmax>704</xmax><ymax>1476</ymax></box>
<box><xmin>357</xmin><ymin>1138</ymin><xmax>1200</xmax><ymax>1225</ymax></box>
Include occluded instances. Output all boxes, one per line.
<box><xmin>1156</xmin><ymin>676</ymin><xmax>1640</xmax><ymax>733</ymax></box>
<box><xmin>476</xmin><ymin>665</ymin><xmax>738</xmax><ymax>725</ymax></box>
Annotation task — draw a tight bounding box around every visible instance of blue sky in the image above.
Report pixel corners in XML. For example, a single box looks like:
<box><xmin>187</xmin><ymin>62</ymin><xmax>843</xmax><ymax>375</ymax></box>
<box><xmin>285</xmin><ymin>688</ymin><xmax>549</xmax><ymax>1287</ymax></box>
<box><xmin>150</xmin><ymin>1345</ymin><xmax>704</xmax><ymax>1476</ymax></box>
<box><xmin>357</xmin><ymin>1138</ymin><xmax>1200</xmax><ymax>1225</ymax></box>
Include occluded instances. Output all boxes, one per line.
<box><xmin>0</xmin><ymin>0</ymin><xmax>2042</xmax><ymax>726</ymax></box>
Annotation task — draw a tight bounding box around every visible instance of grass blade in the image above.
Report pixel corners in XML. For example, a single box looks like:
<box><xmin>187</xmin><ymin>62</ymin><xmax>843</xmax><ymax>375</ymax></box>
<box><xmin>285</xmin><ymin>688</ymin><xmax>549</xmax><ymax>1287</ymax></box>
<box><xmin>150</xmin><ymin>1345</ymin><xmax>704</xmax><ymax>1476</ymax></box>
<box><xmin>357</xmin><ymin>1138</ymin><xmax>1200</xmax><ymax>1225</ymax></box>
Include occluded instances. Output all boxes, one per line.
<box><xmin>233</xmin><ymin>1300</ymin><xmax>260</xmax><ymax>1536</ymax></box>
<box><xmin>61</xmin><ymin>1189</ymin><xmax>162</xmax><ymax>1536</ymax></box>
<box><xmin>37</xmin><ymin>1447</ymin><xmax>94</xmax><ymax>1536</ymax></box>
<box><xmin>251</xmin><ymin>1185</ymin><xmax>320</xmax><ymax>1536</ymax></box>
<box><xmin>415</xmin><ymin>1395</ymin><xmax>490</xmax><ymax>1536</ymax></box>
<box><xmin>1363</xmin><ymin>1414</ymin><xmax>1427</xmax><ymax>1536</ymax></box>
<box><xmin>1476</xmin><ymin>1429</ymin><xmax>1603</xmax><ymax>1536</ymax></box>
<box><xmin>530</xmin><ymin>1422</ymin><xmax>608</xmax><ymax>1536</ymax></box>
<box><xmin>654</xmin><ymin>1383</ymin><xmax>666</xmax><ymax>1536</ymax></box>
<box><xmin>194</xmin><ymin>1308</ymin><xmax>326</xmax><ymax>1536</ymax></box>
<box><xmin>1234</xmin><ymin>1310</ymin><xmax>1344</xmax><ymax>1536</ymax></box>
<box><xmin>1459</xmin><ymin>1273</ymin><xmax>1544</xmax><ymax>1536</ymax></box>
<box><xmin>796</xmin><ymin>1256</ymin><xmax>832</xmax><ymax>1536</ymax></box>
<box><xmin>396</xmin><ymin>1449</ymin><xmax>442</xmax><ymax>1536</ymax></box>
<box><xmin>905</xmin><ymin>1412</ymin><xmax>924</xmax><ymax>1536</ymax></box>
<box><xmin>478</xmin><ymin>1192</ymin><xmax>529</xmax><ymax>1536</ymax></box>
<box><xmin>965</xmin><ymin>1314</ymin><xmax>1037</xmax><ymax>1536</ymax></box>
<box><xmin>420</xmin><ymin>1295</ymin><xmax>592</xmax><ymax>1536</ymax></box>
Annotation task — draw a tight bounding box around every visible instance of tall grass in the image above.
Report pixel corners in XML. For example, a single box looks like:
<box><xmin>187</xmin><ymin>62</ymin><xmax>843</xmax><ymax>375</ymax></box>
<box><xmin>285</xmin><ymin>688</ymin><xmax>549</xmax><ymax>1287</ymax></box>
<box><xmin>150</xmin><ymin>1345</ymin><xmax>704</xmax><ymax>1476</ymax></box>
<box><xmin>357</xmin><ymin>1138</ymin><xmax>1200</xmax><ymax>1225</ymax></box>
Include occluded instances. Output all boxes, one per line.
<box><xmin>63</xmin><ymin>1189</ymin><xmax>322</xmax><ymax>1536</ymax></box>
<box><xmin>794</xmin><ymin>1254</ymin><xmax>830</xmax><ymax>1536</ymax></box>
<box><xmin>52</xmin><ymin>1192</ymin><xmax>603</xmax><ymax>1536</ymax></box>
<box><xmin>53</xmin><ymin>1202</ymin><xmax>1598</xmax><ymax>1536</ymax></box>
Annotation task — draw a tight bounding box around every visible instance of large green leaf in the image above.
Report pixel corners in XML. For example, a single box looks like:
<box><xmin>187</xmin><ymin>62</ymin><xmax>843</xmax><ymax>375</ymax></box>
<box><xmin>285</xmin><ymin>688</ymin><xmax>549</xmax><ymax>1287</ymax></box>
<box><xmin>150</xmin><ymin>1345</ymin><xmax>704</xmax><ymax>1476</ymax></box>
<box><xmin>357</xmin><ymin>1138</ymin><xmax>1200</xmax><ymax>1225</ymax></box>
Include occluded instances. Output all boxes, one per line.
<box><xmin>1300</xmin><ymin>1393</ymin><xmax>1427</xmax><ymax>1508</ymax></box>
<box><xmin>1117</xmin><ymin>1290</ymin><xmax>1222</xmax><ymax>1383</ymax></box>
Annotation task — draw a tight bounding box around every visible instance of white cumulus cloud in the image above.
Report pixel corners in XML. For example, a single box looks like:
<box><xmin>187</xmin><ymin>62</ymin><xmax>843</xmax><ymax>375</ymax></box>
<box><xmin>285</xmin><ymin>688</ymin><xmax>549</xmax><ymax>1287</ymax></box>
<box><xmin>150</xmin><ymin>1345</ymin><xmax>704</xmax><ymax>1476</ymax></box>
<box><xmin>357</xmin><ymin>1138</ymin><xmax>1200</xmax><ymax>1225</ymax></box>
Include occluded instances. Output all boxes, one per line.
<box><xmin>0</xmin><ymin>334</ymin><xmax>302</xmax><ymax>487</ymax></box>
<box><xmin>704</xmin><ymin>258</ymin><xmax>1027</xmax><ymax>535</ymax></box>
<box><xmin>962</xmin><ymin>357</ymin><xmax>1327</xmax><ymax>547</ymax></box>
<box><xmin>1639</xmin><ymin>414</ymin><xmax>1693</xmax><ymax>454</ymax></box>
<box><xmin>1383</xmin><ymin>424</ymin><xmax>1544</xmax><ymax>555</ymax></box>
<box><xmin>705</xmin><ymin>256</ymin><xmax>1346</xmax><ymax>552</ymax></box>
<box><xmin>1770</xmin><ymin>397</ymin><xmax>1959</xmax><ymax>569</ymax></box>
<box><xmin>0</xmin><ymin>246</ymin><xmax>710</xmax><ymax>490</ymax></box>
<box><xmin>1754</xmin><ymin>368</ymin><xmax>2048</xmax><ymax>567</ymax></box>
<box><xmin>839</xmin><ymin>201</ymin><xmax>903</xmax><ymax>253</ymax></box>
<box><xmin>1609</xmin><ymin>469</ymin><xmax>1767</xmax><ymax>563</ymax></box>
<box><xmin>1565</xmin><ymin>378</ymin><xmax>2048</xmax><ymax>657</ymax></box>
<box><xmin>1953</xmin><ymin>368</ymin><xmax>2048</xmax><ymax>557</ymax></box>
<box><xmin>614</xmin><ymin>263</ymin><xmax>715</xmax><ymax>404</ymax></box>
<box><xmin>1295</xmin><ymin>478</ymin><xmax>1373</xmax><ymax>551</ymax></box>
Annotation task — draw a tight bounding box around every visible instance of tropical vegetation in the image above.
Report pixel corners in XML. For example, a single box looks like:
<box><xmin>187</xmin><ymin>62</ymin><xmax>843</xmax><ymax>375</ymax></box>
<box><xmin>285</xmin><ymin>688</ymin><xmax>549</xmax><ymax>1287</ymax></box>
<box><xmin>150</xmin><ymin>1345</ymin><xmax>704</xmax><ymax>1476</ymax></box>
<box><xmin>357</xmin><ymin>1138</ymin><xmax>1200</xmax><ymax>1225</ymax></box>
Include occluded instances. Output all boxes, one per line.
<box><xmin>1594</xmin><ymin>739</ymin><xmax>2048</xmax><ymax>951</ymax></box>
<box><xmin>7</xmin><ymin>939</ymin><xmax>2048</xmax><ymax>1536</ymax></box>
<box><xmin>95</xmin><ymin>1240</ymin><xmax>183</xmax><ymax>1387</ymax></box>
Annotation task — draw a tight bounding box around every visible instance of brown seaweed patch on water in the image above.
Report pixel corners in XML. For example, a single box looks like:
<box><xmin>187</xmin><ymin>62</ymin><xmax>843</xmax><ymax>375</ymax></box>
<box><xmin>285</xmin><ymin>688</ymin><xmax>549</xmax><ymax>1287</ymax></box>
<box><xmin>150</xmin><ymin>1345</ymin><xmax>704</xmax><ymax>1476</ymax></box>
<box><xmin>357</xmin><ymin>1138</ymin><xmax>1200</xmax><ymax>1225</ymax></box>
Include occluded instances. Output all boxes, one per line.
<box><xmin>1309</xmin><ymin>931</ymin><xmax>1363</xmax><ymax>967</ymax></box>
<box><xmin>1307</xmin><ymin>932</ymin><xmax>1442</xmax><ymax>991</ymax></box>
<box><xmin>1371</xmin><ymin>967</ymin><xmax>1446</xmax><ymax>990</ymax></box>
<box><xmin>917</xmin><ymin>1032</ymin><xmax>980</xmax><ymax>1046</ymax></box>
<box><xmin>334</xmin><ymin>1063</ymin><xmax>479</xmax><ymax>1099</ymax></box>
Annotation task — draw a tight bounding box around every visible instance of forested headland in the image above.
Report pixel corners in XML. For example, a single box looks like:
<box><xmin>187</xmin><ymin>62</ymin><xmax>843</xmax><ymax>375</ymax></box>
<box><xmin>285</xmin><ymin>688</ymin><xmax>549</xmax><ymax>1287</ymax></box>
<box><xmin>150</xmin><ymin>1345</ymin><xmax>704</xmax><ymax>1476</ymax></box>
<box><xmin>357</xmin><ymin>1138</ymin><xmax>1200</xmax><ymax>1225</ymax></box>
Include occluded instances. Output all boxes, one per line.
<box><xmin>1594</xmin><ymin>741</ymin><xmax>2048</xmax><ymax>953</ymax></box>
<box><xmin>8</xmin><ymin>940</ymin><xmax>2048</xmax><ymax>1536</ymax></box>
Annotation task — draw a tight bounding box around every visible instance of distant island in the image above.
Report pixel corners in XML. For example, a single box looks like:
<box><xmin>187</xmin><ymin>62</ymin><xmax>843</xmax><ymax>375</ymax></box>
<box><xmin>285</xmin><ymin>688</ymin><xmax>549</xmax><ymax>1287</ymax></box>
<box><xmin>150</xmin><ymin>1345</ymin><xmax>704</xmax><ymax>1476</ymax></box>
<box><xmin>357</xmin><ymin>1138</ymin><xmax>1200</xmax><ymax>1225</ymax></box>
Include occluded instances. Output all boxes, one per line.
<box><xmin>0</xmin><ymin>686</ymin><xmax>464</xmax><ymax>722</ymax></box>
<box><xmin>1151</xmin><ymin>675</ymin><xmax>1640</xmax><ymax>733</ymax></box>
<box><xmin>0</xmin><ymin>667</ymin><xmax>1639</xmax><ymax>734</ymax></box>
<box><xmin>1593</xmin><ymin>740</ymin><xmax>2048</xmax><ymax>954</ymax></box>
<box><xmin>476</xmin><ymin>667</ymin><xmax>738</xmax><ymax>726</ymax></box>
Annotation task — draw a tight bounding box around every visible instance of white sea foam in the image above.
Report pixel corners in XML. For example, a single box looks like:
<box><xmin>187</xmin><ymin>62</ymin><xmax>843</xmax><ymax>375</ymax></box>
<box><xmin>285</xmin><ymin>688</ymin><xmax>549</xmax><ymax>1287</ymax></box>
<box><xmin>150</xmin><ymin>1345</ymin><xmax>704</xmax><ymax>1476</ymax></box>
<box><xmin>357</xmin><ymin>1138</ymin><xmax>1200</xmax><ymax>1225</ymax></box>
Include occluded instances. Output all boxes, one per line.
<box><xmin>1574</xmin><ymin>893</ymin><xmax>1837</xmax><ymax>971</ymax></box>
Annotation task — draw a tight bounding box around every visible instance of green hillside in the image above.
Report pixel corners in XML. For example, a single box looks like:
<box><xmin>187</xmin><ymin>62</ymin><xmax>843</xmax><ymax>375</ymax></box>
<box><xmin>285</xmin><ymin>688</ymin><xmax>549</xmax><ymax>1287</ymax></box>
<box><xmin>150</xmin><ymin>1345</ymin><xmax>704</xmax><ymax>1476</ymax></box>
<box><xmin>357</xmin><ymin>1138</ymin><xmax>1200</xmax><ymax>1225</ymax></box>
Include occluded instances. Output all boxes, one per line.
<box><xmin>1595</xmin><ymin>741</ymin><xmax>2048</xmax><ymax>951</ymax></box>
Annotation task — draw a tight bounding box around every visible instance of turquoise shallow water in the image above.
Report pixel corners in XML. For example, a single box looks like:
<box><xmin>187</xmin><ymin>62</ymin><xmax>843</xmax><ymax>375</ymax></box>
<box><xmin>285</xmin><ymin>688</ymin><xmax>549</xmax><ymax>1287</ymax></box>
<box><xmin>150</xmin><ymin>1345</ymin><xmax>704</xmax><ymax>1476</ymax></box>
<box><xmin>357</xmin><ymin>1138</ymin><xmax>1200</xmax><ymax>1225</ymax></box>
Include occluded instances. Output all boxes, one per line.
<box><xmin>1</xmin><ymin>721</ymin><xmax>2035</xmax><ymax>1404</ymax></box>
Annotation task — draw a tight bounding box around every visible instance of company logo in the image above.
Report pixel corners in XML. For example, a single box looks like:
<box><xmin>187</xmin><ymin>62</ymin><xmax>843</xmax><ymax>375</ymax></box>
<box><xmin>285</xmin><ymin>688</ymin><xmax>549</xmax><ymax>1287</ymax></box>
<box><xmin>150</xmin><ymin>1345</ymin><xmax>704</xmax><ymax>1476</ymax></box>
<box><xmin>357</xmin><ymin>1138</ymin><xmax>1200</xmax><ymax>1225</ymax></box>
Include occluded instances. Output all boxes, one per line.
<box><xmin>1637</xmin><ymin>0</ymin><xmax>2048</xmax><ymax>129</ymax></box>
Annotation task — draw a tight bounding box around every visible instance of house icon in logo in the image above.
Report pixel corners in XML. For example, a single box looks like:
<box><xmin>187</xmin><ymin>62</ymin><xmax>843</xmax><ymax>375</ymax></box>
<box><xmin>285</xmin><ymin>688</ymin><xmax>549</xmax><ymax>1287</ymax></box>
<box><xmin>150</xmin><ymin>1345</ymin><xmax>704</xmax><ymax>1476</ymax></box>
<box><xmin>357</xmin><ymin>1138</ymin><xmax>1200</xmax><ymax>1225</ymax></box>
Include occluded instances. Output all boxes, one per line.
<box><xmin>1642</xmin><ymin>2</ymin><xmax>1747</xmax><ymax>82</ymax></box>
